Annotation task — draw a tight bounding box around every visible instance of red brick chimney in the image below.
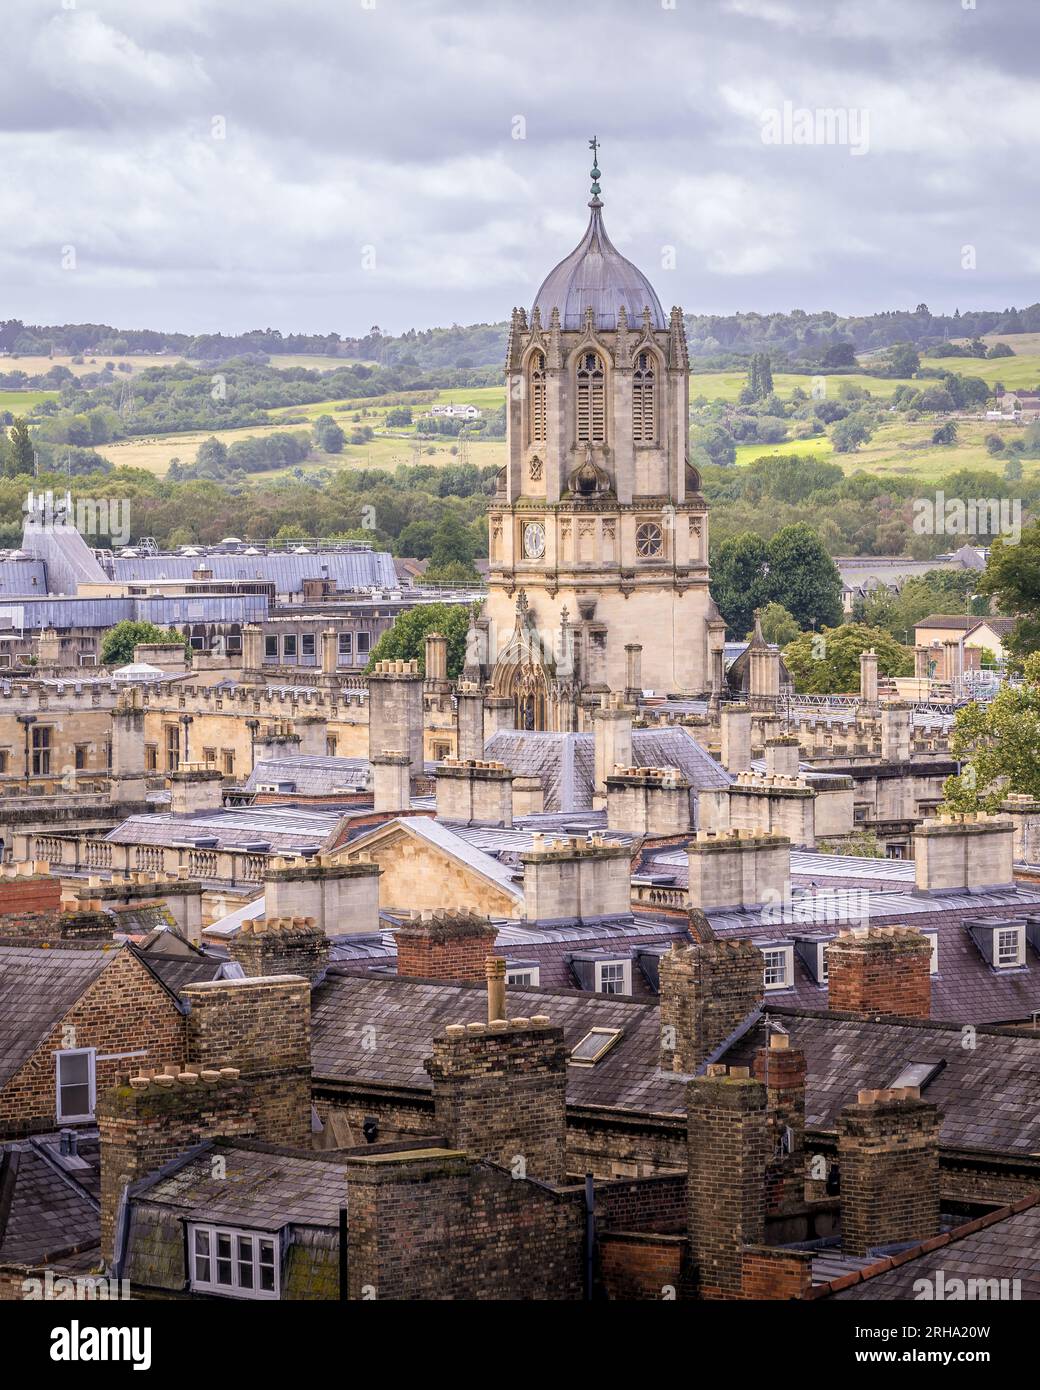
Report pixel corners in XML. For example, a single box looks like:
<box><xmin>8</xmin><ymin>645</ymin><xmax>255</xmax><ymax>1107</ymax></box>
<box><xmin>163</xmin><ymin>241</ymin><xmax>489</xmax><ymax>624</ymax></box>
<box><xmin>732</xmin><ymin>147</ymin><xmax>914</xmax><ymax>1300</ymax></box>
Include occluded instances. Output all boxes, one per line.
<box><xmin>392</xmin><ymin>909</ymin><xmax>498</xmax><ymax>982</ymax></box>
<box><xmin>0</xmin><ymin>868</ymin><xmax>62</xmax><ymax>917</ymax></box>
<box><xmin>827</xmin><ymin>924</ymin><xmax>931</xmax><ymax>1019</ymax></box>
<box><xmin>753</xmin><ymin>1033</ymin><xmax>807</xmax><ymax>1214</ymax></box>
<box><xmin>837</xmin><ymin>1086</ymin><xmax>941</xmax><ymax>1257</ymax></box>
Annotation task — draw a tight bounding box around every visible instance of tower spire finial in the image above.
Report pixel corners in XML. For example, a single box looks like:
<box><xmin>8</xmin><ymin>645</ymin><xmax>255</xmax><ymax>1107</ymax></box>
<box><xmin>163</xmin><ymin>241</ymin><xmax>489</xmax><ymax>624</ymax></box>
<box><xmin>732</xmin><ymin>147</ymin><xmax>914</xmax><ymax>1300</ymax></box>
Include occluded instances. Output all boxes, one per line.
<box><xmin>588</xmin><ymin>136</ymin><xmax>602</xmax><ymax>205</ymax></box>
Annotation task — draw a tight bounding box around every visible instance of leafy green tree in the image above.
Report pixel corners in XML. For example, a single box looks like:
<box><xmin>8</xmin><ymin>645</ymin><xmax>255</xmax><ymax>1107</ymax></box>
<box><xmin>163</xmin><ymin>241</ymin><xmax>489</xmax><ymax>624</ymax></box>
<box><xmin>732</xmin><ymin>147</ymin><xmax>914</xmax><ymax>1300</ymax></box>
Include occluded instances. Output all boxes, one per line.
<box><xmin>7</xmin><ymin>418</ymin><xmax>34</xmax><ymax>476</ymax></box>
<box><xmin>944</xmin><ymin>653</ymin><xmax>1040</xmax><ymax>810</ymax></box>
<box><xmin>987</xmin><ymin>342</ymin><xmax>1015</xmax><ymax>358</ymax></box>
<box><xmin>313</xmin><ymin>415</ymin><xmax>345</xmax><ymax>454</ymax></box>
<box><xmin>888</xmin><ymin>343</ymin><xmax>921</xmax><ymax>377</ymax></box>
<box><xmin>831</xmin><ymin>413</ymin><xmax>873</xmax><ymax>452</ymax></box>
<box><xmin>365</xmin><ymin>602</ymin><xmax>473</xmax><ymax>677</ymax></box>
<box><xmin>932</xmin><ymin>422</ymin><xmax>958</xmax><ymax>445</ymax></box>
<box><xmin>385</xmin><ymin>406</ymin><xmax>413</xmax><ymax>427</ymax></box>
<box><xmin>709</xmin><ymin>533</ymin><xmax>771</xmax><ymax>638</ymax></box>
<box><xmin>101</xmin><ymin>621</ymin><xmax>191</xmax><ymax>666</ymax></box>
<box><xmin>978</xmin><ymin>522</ymin><xmax>1040</xmax><ymax>657</ymax></box>
<box><xmin>782</xmin><ymin>622</ymin><xmax>912</xmax><ymax>694</ymax></box>
<box><xmin>429</xmin><ymin>512</ymin><xmax>476</xmax><ymax>571</ymax></box>
<box><xmin>765</xmin><ymin>522</ymin><xmax>844</xmax><ymax>629</ymax></box>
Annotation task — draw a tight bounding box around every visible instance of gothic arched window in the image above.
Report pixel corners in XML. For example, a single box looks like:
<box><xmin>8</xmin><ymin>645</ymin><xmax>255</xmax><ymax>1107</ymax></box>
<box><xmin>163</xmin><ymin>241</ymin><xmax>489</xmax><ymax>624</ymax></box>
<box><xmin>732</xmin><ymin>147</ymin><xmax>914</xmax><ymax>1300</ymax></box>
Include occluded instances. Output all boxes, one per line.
<box><xmin>633</xmin><ymin>350</ymin><xmax>656</xmax><ymax>443</ymax></box>
<box><xmin>576</xmin><ymin>351</ymin><xmax>605</xmax><ymax>443</ymax></box>
<box><xmin>528</xmin><ymin>350</ymin><xmax>546</xmax><ymax>444</ymax></box>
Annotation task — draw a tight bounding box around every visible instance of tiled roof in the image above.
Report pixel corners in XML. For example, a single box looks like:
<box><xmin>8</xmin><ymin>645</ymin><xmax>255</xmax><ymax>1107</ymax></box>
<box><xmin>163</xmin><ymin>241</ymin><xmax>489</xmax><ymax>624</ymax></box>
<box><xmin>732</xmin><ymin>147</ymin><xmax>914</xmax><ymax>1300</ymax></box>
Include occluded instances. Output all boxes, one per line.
<box><xmin>0</xmin><ymin>946</ymin><xmax>115</xmax><ymax>1086</ymax></box>
<box><xmin>105</xmin><ymin>804</ymin><xmax>349</xmax><ymax>853</ymax></box>
<box><xmin>243</xmin><ymin>754</ymin><xmax>371</xmax><ymax>795</ymax></box>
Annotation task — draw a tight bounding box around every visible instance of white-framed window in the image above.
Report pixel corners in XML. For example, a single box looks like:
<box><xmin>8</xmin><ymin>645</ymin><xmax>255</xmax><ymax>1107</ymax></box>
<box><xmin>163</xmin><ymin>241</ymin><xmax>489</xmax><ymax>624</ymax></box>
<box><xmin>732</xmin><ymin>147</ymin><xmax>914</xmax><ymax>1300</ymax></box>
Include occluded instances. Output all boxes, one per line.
<box><xmin>55</xmin><ymin>1048</ymin><xmax>96</xmax><ymax>1122</ymax></box>
<box><xmin>996</xmin><ymin>926</ymin><xmax>1024</xmax><ymax>968</ymax></box>
<box><xmin>189</xmin><ymin>1225</ymin><xmax>280</xmax><ymax>1300</ymax></box>
<box><xmin>506</xmin><ymin>966</ymin><xmax>541</xmax><ymax>987</ymax></box>
<box><xmin>595</xmin><ymin>960</ymin><xmax>631</xmax><ymax>995</ymax></box>
<box><xmin>761</xmin><ymin>945</ymin><xmax>794</xmax><ymax>991</ymax></box>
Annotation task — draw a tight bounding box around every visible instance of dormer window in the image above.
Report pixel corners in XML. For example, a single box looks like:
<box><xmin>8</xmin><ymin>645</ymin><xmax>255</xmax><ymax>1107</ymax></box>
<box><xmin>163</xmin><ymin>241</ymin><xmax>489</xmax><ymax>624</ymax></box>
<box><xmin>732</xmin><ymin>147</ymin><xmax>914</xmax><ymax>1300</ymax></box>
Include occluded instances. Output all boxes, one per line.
<box><xmin>576</xmin><ymin>351</ymin><xmax>605</xmax><ymax>443</ymax></box>
<box><xmin>965</xmin><ymin>917</ymin><xmax>1026</xmax><ymax>970</ymax></box>
<box><xmin>596</xmin><ymin>960</ymin><xmax>631</xmax><ymax>994</ymax></box>
<box><xmin>758</xmin><ymin>942</ymin><xmax>795</xmax><ymax>991</ymax></box>
<box><xmin>528</xmin><ymin>351</ymin><xmax>546</xmax><ymax>444</ymax></box>
<box><xmin>633</xmin><ymin>350</ymin><xmax>656</xmax><ymax>442</ymax></box>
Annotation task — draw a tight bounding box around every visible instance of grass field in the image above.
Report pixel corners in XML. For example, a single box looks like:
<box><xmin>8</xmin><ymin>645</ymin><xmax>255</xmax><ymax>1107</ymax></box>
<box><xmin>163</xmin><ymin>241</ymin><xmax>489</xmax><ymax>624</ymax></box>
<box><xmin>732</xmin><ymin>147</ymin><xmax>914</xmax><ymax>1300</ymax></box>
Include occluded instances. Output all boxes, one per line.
<box><xmin>0</xmin><ymin>389</ymin><xmax>59</xmax><ymax>413</ymax></box>
<box><xmin>918</xmin><ymin>351</ymin><xmax>1040</xmax><ymax>390</ymax></box>
<box><xmin>0</xmin><ymin>352</ymin><xmax>185</xmax><ymax>379</ymax></box>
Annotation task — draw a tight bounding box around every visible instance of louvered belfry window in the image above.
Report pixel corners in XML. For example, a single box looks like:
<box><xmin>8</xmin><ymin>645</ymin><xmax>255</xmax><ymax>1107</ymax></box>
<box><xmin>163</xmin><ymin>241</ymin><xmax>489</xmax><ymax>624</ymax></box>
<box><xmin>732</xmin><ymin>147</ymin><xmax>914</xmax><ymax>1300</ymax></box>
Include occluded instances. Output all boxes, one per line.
<box><xmin>529</xmin><ymin>350</ymin><xmax>546</xmax><ymax>443</ymax></box>
<box><xmin>576</xmin><ymin>351</ymin><xmax>605</xmax><ymax>442</ymax></box>
<box><xmin>633</xmin><ymin>350</ymin><xmax>656</xmax><ymax>442</ymax></box>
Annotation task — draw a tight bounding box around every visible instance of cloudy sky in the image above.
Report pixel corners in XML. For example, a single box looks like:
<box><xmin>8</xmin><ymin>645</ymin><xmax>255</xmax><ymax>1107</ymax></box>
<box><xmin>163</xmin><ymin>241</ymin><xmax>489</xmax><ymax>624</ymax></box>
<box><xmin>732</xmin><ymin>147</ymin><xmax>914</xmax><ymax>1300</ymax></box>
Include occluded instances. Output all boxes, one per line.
<box><xmin>2</xmin><ymin>0</ymin><xmax>1037</xmax><ymax>337</ymax></box>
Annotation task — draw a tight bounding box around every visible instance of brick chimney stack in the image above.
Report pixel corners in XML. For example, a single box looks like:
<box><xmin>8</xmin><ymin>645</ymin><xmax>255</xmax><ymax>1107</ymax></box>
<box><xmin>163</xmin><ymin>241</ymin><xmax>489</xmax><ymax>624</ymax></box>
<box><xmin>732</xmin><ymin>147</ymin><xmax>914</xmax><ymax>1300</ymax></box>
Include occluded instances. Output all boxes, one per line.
<box><xmin>753</xmin><ymin>1033</ymin><xmax>807</xmax><ymax>1214</ymax></box>
<box><xmin>686</xmin><ymin>1067</ymin><xmax>768</xmax><ymax>1298</ymax></box>
<box><xmin>392</xmin><ymin>908</ymin><xmax>498</xmax><ymax>982</ymax></box>
<box><xmin>229</xmin><ymin>916</ymin><xmax>330</xmax><ymax>984</ymax></box>
<box><xmin>424</xmin><ymin>1015</ymin><xmax>567</xmax><ymax>1182</ymax></box>
<box><xmin>659</xmin><ymin>939</ymin><xmax>764</xmax><ymax>1074</ymax></box>
<box><xmin>837</xmin><ymin>1087</ymin><xmax>941</xmax><ymax>1257</ymax></box>
<box><xmin>827</xmin><ymin>924</ymin><xmax>931</xmax><ymax>1019</ymax></box>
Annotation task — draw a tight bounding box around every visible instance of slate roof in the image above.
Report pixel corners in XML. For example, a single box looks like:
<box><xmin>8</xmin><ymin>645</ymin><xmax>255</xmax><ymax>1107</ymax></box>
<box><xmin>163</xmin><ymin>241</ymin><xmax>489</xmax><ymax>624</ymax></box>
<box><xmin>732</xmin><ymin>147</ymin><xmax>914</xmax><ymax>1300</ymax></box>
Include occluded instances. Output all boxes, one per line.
<box><xmin>0</xmin><ymin>946</ymin><xmax>115</xmax><ymax>1086</ymax></box>
<box><xmin>722</xmin><ymin>1008</ymin><xmax>1040</xmax><ymax>1155</ymax></box>
<box><xmin>132</xmin><ymin>1141</ymin><xmax>355</xmax><ymax>1230</ymax></box>
<box><xmin>0</xmin><ymin>1133</ymin><xmax>100</xmax><ymax>1266</ymax></box>
<box><xmin>243</xmin><ymin>754</ymin><xmax>371</xmax><ymax>795</ymax></box>
<box><xmin>105</xmin><ymin>804</ymin><xmax>349</xmax><ymax>853</ymax></box>
<box><xmin>828</xmin><ymin>1198</ymin><xmax>1040</xmax><ymax>1300</ymax></box>
<box><xmin>310</xmin><ymin>971</ymin><xmax>687</xmax><ymax>1114</ymax></box>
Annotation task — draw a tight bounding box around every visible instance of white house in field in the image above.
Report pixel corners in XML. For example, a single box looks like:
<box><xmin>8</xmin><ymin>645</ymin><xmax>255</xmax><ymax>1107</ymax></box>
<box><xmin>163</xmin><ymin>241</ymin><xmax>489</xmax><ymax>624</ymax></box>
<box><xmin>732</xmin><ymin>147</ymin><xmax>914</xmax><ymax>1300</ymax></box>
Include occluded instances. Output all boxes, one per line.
<box><xmin>430</xmin><ymin>403</ymin><xmax>482</xmax><ymax>419</ymax></box>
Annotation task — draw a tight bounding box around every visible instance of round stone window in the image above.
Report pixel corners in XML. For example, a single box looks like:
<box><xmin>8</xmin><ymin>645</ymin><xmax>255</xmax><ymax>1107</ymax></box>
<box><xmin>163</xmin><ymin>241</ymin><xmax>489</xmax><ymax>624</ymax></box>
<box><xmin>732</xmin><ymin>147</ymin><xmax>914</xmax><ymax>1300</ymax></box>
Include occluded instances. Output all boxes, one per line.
<box><xmin>635</xmin><ymin>522</ymin><xmax>663</xmax><ymax>558</ymax></box>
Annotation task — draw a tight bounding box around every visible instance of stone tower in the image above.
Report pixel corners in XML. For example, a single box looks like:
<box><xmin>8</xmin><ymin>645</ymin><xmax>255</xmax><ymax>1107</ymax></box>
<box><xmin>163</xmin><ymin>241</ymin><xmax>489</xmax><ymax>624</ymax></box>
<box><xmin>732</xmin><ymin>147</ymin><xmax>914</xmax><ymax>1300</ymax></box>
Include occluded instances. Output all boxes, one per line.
<box><xmin>486</xmin><ymin>143</ymin><xmax>714</xmax><ymax>728</ymax></box>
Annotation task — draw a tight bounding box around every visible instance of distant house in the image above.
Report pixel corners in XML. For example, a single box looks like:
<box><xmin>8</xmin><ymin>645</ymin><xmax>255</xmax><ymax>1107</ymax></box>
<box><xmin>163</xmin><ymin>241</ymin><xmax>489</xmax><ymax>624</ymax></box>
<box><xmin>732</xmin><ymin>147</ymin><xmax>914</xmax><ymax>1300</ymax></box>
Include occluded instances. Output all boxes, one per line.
<box><xmin>429</xmin><ymin>403</ymin><xmax>481</xmax><ymax>419</ymax></box>
<box><xmin>836</xmin><ymin>549</ymin><xmax>985</xmax><ymax>616</ymax></box>
<box><xmin>999</xmin><ymin>392</ymin><xmax>1040</xmax><ymax>418</ymax></box>
<box><xmin>914</xmin><ymin>613</ymin><xmax>1017</xmax><ymax>664</ymax></box>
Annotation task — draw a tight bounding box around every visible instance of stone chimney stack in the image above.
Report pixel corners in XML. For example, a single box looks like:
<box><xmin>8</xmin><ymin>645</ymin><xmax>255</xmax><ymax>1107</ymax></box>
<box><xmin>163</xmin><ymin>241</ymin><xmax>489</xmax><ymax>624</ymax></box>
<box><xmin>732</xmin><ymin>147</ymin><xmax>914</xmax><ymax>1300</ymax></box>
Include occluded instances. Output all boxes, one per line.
<box><xmin>605</xmin><ymin>766</ymin><xmax>692</xmax><ymax>837</ymax></box>
<box><xmin>687</xmin><ymin>829</ymin><xmax>791</xmax><ymax>913</ymax></box>
<box><xmin>521</xmin><ymin>833</ymin><xmax>630</xmax><ymax>923</ymax></box>
<box><xmin>455</xmin><ymin>682</ymin><xmax>485</xmax><ymax>762</ymax></box>
<box><xmin>168</xmin><ymin>764</ymin><xmax>225</xmax><ymax>816</ymax></box>
<box><xmin>263</xmin><ymin>854</ymin><xmax>382</xmax><ymax>936</ymax></box>
<box><xmin>424</xmin><ymin>1015</ymin><xmax>568</xmax><ymax>1182</ymax></box>
<box><xmin>881</xmin><ymin>700</ymin><xmax>912</xmax><ymax>762</ymax></box>
<box><xmin>483</xmin><ymin>696</ymin><xmax>515</xmax><ymax>740</ymax></box>
<box><xmin>837</xmin><ymin>1087</ymin><xmax>941</xmax><ymax>1257</ymax></box>
<box><xmin>593</xmin><ymin>696</ymin><xmax>633</xmax><ymax>798</ymax></box>
<box><xmin>686</xmin><ymin>1067</ymin><xmax>768</xmax><ymax>1298</ymax></box>
<box><xmin>367</xmin><ymin>659</ymin><xmax>424</xmax><ymax>774</ymax></box>
<box><xmin>424</xmin><ymin>631</ymin><xmax>448</xmax><ymax>684</ymax></box>
<box><xmin>241</xmin><ymin>624</ymin><xmax>262</xmax><ymax>672</ymax></box>
<box><xmin>435</xmin><ymin>758</ymin><xmax>514</xmax><ymax>827</ymax></box>
<box><xmin>827</xmin><ymin>925</ymin><xmax>932</xmax><ymax>1019</ymax></box>
<box><xmin>913</xmin><ymin>812</ymin><xmax>1015</xmax><ymax>894</ymax></box>
<box><xmin>320</xmin><ymin>628</ymin><xmax>338</xmax><ymax>677</ymax></box>
<box><xmin>764</xmin><ymin>736</ymin><xmax>800</xmax><ymax>780</ymax></box>
<box><xmin>859</xmin><ymin>648</ymin><xmax>879</xmax><ymax>706</ymax></box>
<box><xmin>512</xmin><ymin>774</ymin><xmax>545</xmax><ymax>818</ymax></box>
<box><xmin>110</xmin><ymin>688</ymin><xmax>148</xmax><ymax>803</ymax></box>
<box><xmin>624</xmin><ymin>643</ymin><xmax>643</xmax><ymax>705</ymax></box>
<box><xmin>371</xmin><ymin>750</ymin><xmax>411</xmax><ymax>813</ymax></box>
<box><xmin>720</xmin><ymin>704</ymin><xmax>752</xmax><ymax>773</ymax></box>
<box><xmin>392</xmin><ymin>908</ymin><xmax>498</xmax><ymax>981</ymax></box>
<box><xmin>659</xmin><ymin>939</ymin><xmax>764</xmax><ymax>1074</ymax></box>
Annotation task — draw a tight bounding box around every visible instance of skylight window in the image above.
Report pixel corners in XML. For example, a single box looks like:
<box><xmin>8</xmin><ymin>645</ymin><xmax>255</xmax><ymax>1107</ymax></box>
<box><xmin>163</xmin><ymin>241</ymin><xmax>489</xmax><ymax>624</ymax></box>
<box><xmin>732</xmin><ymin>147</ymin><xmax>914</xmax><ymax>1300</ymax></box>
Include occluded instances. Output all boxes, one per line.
<box><xmin>887</xmin><ymin>1059</ymin><xmax>946</xmax><ymax>1092</ymax></box>
<box><xmin>569</xmin><ymin>1027</ymin><xmax>623</xmax><ymax>1067</ymax></box>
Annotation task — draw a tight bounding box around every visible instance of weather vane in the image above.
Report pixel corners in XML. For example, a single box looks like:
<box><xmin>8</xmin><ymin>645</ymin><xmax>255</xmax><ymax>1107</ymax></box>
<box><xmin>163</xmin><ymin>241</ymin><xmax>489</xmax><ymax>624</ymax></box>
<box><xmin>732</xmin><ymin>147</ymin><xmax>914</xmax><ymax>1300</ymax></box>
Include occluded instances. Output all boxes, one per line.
<box><xmin>588</xmin><ymin>135</ymin><xmax>601</xmax><ymax>199</ymax></box>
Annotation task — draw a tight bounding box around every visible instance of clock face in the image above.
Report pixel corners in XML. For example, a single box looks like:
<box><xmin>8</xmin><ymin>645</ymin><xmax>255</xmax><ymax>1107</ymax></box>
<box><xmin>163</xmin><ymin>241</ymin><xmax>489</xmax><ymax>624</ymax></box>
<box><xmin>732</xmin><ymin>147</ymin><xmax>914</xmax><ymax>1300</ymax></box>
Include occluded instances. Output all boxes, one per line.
<box><xmin>523</xmin><ymin>522</ymin><xmax>546</xmax><ymax>559</ymax></box>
